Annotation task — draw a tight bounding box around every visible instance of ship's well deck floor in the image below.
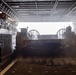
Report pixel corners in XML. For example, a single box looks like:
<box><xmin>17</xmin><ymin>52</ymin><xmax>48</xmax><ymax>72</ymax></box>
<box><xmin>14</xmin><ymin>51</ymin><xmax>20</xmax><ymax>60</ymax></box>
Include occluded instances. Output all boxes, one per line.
<box><xmin>4</xmin><ymin>58</ymin><xmax>76</xmax><ymax>75</ymax></box>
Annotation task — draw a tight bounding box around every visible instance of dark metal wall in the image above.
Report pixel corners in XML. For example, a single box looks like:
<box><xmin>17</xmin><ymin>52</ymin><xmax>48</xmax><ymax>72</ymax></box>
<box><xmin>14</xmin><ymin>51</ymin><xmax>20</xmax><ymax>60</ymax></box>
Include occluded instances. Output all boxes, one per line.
<box><xmin>0</xmin><ymin>34</ymin><xmax>12</xmax><ymax>71</ymax></box>
<box><xmin>15</xmin><ymin>39</ymin><xmax>63</xmax><ymax>57</ymax></box>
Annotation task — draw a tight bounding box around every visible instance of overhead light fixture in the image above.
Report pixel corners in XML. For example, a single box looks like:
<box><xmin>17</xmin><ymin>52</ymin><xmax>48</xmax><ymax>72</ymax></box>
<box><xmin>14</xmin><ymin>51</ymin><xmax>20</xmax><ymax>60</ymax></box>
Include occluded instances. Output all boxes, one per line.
<box><xmin>8</xmin><ymin>17</ymin><xmax>15</xmax><ymax>22</ymax></box>
<box><xmin>0</xmin><ymin>11</ymin><xmax>2</xmax><ymax>14</ymax></box>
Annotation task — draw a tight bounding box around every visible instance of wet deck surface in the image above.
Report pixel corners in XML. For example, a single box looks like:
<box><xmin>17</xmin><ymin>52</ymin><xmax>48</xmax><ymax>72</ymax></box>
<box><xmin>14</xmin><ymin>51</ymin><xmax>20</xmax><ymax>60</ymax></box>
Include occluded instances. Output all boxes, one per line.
<box><xmin>4</xmin><ymin>58</ymin><xmax>76</xmax><ymax>75</ymax></box>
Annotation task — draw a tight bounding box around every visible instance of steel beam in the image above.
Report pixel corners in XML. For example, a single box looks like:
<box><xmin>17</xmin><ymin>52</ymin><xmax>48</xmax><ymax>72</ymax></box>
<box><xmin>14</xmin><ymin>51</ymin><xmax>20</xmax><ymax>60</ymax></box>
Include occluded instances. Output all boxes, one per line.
<box><xmin>63</xmin><ymin>2</ymin><xmax>76</xmax><ymax>16</ymax></box>
<box><xmin>0</xmin><ymin>0</ymin><xmax>15</xmax><ymax>19</ymax></box>
<box><xmin>65</xmin><ymin>2</ymin><xmax>76</xmax><ymax>15</ymax></box>
<box><xmin>0</xmin><ymin>0</ymin><xmax>24</xmax><ymax>21</ymax></box>
<box><xmin>51</xmin><ymin>0</ymin><xmax>59</xmax><ymax>15</ymax></box>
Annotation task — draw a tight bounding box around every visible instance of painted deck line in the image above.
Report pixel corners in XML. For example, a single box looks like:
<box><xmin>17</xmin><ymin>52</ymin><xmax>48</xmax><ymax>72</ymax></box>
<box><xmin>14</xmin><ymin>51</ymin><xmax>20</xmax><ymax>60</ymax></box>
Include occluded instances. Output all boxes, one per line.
<box><xmin>0</xmin><ymin>59</ymin><xmax>17</xmax><ymax>75</ymax></box>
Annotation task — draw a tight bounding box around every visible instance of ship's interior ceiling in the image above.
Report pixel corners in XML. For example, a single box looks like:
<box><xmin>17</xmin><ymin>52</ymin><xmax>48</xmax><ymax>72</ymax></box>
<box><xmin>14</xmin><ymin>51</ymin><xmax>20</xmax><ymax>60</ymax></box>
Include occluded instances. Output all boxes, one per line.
<box><xmin>4</xmin><ymin>0</ymin><xmax>76</xmax><ymax>22</ymax></box>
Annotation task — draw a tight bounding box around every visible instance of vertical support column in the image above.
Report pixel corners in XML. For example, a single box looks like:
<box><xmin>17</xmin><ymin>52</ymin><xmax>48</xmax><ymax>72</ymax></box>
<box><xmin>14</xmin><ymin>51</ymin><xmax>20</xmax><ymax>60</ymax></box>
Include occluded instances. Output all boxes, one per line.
<box><xmin>73</xmin><ymin>21</ymin><xmax>76</xmax><ymax>33</ymax></box>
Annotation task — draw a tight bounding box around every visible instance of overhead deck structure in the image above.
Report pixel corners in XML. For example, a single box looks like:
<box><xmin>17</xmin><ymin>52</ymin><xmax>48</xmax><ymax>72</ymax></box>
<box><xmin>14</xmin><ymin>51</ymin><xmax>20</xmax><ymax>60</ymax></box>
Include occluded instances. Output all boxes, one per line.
<box><xmin>1</xmin><ymin>0</ymin><xmax>75</xmax><ymax>22</ymax></box>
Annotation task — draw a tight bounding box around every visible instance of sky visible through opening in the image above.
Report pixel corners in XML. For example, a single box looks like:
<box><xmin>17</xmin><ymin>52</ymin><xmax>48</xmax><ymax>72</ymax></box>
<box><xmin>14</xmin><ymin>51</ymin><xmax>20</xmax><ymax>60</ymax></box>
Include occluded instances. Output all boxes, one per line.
<box><xmin>17</xmin><ymin>22</ymin><xmax>73</xmax><ymax>35</ymax></box>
